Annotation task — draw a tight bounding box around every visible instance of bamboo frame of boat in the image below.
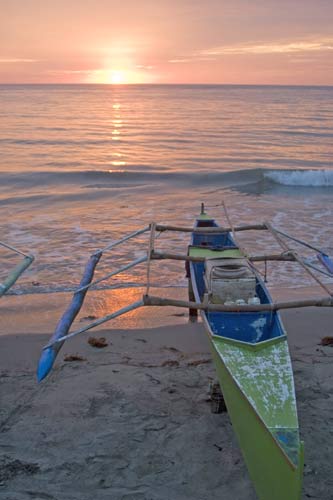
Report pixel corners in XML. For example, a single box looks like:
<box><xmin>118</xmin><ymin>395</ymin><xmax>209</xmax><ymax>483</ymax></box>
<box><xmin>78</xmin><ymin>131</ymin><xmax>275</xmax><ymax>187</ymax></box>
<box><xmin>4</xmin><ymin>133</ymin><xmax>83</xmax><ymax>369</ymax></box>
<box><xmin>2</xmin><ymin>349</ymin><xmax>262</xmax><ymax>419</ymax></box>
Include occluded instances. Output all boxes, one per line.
<box><xmin>38</xmin><ymin>216</ymin><xmax>333</xmax><ymax>377</ymax></box>
<box><xmin>151</xmin><ymin>250</ymin><xmax>296</xmax><ymax>262</ymax></box>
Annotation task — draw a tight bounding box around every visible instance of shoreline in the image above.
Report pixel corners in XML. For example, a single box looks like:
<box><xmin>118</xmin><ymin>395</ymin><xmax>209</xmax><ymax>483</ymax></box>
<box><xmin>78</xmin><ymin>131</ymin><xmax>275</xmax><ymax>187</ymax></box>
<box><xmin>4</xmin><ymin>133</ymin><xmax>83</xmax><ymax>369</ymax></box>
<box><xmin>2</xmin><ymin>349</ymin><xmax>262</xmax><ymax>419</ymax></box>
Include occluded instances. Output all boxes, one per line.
<box><xmin>0</xmin><ymin>283</ymin><xmax>329</xmax><ymax>337</ymax></box>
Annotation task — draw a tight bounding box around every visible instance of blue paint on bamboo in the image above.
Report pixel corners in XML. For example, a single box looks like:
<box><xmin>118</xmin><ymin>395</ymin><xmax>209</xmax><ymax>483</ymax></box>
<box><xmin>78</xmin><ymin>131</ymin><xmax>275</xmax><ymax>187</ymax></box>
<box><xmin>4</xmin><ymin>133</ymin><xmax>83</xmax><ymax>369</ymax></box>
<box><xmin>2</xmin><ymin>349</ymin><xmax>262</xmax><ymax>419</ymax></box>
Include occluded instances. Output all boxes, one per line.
<box><xmin>37</xmin><ymin>252</ymin><xmax>102</xmax><ymax>382</ymax></box>
<box><xmin>317</xmin><ymin>253</ymin><xmax>333</xmax><ymax>275</ymax></box>
<box><xmin>37</xmin><ymin>347</ymin><xmax>57</xmax><ymax>383</ymax></box>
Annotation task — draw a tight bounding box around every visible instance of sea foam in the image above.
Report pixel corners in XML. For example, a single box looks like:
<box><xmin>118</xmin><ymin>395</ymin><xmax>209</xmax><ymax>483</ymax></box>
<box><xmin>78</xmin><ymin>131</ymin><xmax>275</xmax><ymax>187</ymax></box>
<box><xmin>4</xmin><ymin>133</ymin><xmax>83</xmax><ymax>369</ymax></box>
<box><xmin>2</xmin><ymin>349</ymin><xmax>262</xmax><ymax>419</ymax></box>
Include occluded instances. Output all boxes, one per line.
<box><xmin>264</xmin><ymin>169</ymin><xmax>333</xmax><ymax>186</ymax></box>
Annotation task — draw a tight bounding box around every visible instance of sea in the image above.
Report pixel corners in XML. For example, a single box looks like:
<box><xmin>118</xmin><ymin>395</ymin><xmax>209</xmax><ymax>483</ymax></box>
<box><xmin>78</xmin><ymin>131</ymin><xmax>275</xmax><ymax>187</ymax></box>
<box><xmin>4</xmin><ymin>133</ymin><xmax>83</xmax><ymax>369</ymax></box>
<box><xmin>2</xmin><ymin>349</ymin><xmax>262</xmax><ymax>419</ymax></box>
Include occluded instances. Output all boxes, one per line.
<box><xmin>1</xmin><ymin>84</ymin><xmax>333</xmax><ymax>296</ymax></box>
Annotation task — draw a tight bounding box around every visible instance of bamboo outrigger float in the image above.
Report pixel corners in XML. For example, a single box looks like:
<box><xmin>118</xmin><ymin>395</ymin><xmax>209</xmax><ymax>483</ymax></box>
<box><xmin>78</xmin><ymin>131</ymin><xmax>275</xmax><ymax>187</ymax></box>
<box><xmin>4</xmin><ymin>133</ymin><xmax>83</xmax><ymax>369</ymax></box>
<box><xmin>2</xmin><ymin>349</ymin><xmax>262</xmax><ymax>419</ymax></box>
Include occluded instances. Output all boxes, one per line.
<box><xmin>37</xmin><ymin>203</ymin><xmax>333</xmax><ymax>499</ymax></box>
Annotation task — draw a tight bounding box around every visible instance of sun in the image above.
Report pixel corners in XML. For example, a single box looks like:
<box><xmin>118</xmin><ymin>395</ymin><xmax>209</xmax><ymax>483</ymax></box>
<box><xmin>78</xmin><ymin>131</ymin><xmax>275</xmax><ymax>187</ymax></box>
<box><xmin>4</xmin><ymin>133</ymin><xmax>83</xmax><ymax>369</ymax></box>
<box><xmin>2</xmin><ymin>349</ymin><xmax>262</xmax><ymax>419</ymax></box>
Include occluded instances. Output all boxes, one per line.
<box><xmin>108</xmin><ymin>70</ymin><xmax>126</xmax><ymax>84</ymax></box>
<box><xmin>86</xmin><ymin>66</ymin><xmax>152</xmax><ymax>84</ymax></box>
<box><xmin>86</xmin><ymin>69</ymin><xmax>128</xmax><ymax>84</ymax></box>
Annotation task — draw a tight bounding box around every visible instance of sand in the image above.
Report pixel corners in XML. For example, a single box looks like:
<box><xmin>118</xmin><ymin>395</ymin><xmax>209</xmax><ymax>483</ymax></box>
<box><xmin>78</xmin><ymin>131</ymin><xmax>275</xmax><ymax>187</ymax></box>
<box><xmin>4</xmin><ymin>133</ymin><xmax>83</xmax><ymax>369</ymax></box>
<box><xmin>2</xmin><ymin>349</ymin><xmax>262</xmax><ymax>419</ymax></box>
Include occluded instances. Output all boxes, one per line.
<box><xmin>1</xmin><ymin>291</ymin><xmax>333</xmax><ymax>500</ymax></box>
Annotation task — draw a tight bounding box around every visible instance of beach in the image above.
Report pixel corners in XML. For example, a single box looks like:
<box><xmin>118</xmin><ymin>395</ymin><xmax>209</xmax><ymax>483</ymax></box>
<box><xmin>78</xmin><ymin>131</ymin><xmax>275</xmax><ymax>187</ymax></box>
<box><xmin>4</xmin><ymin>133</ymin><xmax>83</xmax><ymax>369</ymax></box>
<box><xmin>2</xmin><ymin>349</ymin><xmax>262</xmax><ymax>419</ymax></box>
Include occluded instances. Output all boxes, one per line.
<box><xmin>1</xmin><ymin>289</ymin><xmax>333</xmax><ymax>500</ymax></box>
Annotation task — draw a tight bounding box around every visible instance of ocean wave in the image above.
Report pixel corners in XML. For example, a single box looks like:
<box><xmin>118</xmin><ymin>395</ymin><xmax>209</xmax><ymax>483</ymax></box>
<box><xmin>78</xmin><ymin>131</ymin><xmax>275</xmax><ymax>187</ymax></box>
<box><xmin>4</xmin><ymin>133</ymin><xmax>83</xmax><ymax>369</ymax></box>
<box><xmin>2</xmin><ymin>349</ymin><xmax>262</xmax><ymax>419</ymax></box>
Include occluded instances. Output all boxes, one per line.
<box><xmin>264</xmin><ymin>169</ymin><xmax>333</xmax><ymax>186</ymax></box>
<box><xmin>1</xmin><ymin>168</ymin><xmax>333</xmax><ymax>196</ymax></box>
<box><xmin>0</xmin><ymin>167</ymin><xmax>263</xmax><ymax>192</ymax></box>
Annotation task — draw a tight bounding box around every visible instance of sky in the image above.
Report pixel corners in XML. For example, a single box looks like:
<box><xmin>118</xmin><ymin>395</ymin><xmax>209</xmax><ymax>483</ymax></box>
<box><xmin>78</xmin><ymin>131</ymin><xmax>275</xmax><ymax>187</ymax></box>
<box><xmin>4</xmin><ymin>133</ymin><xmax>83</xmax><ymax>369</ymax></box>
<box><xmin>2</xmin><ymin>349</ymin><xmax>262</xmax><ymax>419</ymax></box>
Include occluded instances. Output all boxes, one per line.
<box><xmin>0</xmin><ymin>0</ymin><xmax>333</xmax><ymax>85</ymax></box>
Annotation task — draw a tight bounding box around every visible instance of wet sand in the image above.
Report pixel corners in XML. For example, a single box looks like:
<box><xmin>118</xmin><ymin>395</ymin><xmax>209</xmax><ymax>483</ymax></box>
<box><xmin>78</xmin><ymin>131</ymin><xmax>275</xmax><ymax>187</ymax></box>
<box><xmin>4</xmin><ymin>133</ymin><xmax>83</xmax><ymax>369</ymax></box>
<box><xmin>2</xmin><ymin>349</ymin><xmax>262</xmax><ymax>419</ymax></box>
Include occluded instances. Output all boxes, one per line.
<box><xmin>1</xmin><ymin>292</ymin><xmax>333</xmax><ymax>499</ymax></box>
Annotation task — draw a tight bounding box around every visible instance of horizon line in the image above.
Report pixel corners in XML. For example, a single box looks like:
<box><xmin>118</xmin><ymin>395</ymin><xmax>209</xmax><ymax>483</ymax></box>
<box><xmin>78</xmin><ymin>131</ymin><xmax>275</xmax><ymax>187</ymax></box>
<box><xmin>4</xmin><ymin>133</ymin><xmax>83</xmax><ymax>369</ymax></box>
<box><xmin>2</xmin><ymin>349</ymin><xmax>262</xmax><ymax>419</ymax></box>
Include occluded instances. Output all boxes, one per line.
<box><xmin>0</xmin><ymin>82</ymin><xmax>333</xmax><ymax>87</ymax></box>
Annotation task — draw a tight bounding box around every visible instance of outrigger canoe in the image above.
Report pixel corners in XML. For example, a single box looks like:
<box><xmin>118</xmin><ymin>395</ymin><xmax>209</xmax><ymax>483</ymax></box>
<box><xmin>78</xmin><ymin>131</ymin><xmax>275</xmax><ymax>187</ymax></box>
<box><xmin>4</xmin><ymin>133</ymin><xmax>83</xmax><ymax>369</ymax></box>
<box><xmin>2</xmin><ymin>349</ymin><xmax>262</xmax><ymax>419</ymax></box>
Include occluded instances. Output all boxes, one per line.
<box><xmin>37</xmin><ymin>203</ymin><xmax>333</xmax><ymax>499</ymax></box>
<box><xmin>188</xmin><ymin>207</ymin><xmax>303</xmax><ymax>500</ymax></box>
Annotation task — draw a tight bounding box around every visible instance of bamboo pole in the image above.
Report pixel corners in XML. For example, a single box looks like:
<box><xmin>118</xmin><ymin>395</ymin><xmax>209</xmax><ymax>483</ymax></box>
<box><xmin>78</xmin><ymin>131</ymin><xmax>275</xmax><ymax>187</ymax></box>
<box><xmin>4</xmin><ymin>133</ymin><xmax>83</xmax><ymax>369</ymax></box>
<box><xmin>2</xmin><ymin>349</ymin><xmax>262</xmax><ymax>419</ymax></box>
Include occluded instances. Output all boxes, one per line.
<box><xmin>0</xmin><ymin>240</ymin><xmax>32</xmax><ymax>259</ymax></box>
<box><xmin>273</xmin><ymin>227</ymin><xmax>327</xmax><ymax>254</ymax></box>
<box><xmin>318</xmin><ymin>253</ymin><xmax>333</xmax><ymax>275</ymax></box>
<box><xmin>265</xmin><ymin>222</ymin><xmax>333</xmax><ymax>297</ymax></box>
<box><xmin>146</xmin><ymin>223</ymin><xmax>156</xmax><ymax>295</ymax></box>
<box><xmin>221</xmin><ymin>201</ymin><xmax>252</xmax><ymax>259</ymax></box>
<box><xmin>75</xmin><ymin>255</ymin><xmax>147</xmax><ymax>293</ymax></box>
<box><xmin>44</xmin><ymin>299</ymin><xmax>145</xmax><ymax>348</ymax></box>
<box><xmin>221</xmin><ymin>200</ymin><xmax>237</xmax><ymax>242</ymax></box>
<box><xmin>143</xmin><ymin>294</ymin><xmax>333</xmax><ymax>312</ymax></box>
<box><xmin>151</xmin><ymin>250</ymin><xmax>296</xmax><ymax>263</ymax></box>
<box><xmin>0</xmin><ymin>255</ymin><xmax>34</xmax><ymax>297</ymax></box>
<box><xmin>93</xmin><ymin>226</ymin><xmax>150</xmax><ymax>255</ymax></box>
<box><xmin>155</xmin><ymin>223</ymin><xmax>267</xmax><ymax>234</ymax></box>
<box><xmin>188</xmin><ymin>279</ymin><xmax>198</xmax><ymax>320</ymax></box>
<box><xmin>304</xmin><ymin>261</ymin><xmax>333</xmax><ymax>278</ymax></box>
<box><xmin>221</xmin><ymin>201</ymin><xmax>265</xmax><ymax>280</ymax></box>
<box><xmin>250</xmin><ymin>254</ymin><xmax>295</xmax><ymax>263</ymax></box>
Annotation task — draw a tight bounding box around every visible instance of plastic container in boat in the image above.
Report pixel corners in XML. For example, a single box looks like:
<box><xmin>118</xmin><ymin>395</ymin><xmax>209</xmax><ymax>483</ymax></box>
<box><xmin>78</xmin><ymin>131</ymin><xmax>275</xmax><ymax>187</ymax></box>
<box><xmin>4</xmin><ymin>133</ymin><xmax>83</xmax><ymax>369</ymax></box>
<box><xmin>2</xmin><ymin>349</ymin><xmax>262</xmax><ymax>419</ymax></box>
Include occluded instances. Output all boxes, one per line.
<box><xmin>248</xmin><ymin>296</ymin><xmax>261</xmax><ymax>305</ymax></box>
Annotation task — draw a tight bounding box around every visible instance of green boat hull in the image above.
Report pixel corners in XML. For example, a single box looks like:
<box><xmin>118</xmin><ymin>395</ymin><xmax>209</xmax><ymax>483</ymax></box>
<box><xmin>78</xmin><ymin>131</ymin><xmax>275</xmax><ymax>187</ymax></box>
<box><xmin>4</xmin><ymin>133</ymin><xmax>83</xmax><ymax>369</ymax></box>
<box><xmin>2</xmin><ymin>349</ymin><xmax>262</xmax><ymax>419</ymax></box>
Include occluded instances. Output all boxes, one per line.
<box><xmin>207</xmin><ymin>326</ymin><xmax>304</xmax><ymax>500</ymax></box>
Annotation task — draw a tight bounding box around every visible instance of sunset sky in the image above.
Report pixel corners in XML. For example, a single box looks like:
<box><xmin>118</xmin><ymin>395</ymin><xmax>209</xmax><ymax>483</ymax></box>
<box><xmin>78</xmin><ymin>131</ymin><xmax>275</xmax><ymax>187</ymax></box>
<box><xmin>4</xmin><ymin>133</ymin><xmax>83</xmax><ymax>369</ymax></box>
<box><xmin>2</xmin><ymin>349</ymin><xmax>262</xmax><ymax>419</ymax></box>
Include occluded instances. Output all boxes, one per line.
<box><xmin>1</xmin><ymin>0</ymin><xmax>333</xmax><ymax>85</ymax></box>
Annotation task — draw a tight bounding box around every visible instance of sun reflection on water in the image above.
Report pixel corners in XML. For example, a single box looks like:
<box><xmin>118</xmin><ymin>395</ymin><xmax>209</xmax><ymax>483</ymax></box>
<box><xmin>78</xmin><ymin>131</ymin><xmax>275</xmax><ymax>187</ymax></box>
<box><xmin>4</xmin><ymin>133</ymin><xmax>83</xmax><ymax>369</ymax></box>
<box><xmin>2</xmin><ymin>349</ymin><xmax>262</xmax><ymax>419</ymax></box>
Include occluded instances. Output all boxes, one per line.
<box><xmin>111</xmin><ymin>161</ymin><xmax>126</xmax><ymax>166</ymax></box>
<box><xmin>81</xmin><ymin>287</ymin><xmax>188</xmax><ymax>330</ymax></box>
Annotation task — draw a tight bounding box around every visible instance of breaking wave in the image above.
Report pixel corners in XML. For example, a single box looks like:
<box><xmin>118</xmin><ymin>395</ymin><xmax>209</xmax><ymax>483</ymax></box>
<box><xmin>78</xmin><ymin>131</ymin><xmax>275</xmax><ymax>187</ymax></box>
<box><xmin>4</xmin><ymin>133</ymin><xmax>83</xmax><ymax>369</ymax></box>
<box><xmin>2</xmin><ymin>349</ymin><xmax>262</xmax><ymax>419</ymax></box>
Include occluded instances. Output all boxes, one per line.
<box><xmin>1</xmin><ymin>168</ymin><xmax>333</xmax><ymax>202</ymax></box>
<box><xmin>264</xmin><ymin>169</ymin><xmax>333</xmax><ymax>187</ymax></box>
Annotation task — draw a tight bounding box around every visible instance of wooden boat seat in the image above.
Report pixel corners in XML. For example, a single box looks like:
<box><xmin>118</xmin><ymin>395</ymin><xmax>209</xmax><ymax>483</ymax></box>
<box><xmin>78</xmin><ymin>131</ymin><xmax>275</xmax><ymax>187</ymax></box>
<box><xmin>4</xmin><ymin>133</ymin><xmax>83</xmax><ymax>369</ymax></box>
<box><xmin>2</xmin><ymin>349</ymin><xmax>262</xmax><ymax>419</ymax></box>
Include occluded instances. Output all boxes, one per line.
<box><xmin>204</xmin><ymin>258</ymin><xmax>257</xmax><ymax>304</ymax></box>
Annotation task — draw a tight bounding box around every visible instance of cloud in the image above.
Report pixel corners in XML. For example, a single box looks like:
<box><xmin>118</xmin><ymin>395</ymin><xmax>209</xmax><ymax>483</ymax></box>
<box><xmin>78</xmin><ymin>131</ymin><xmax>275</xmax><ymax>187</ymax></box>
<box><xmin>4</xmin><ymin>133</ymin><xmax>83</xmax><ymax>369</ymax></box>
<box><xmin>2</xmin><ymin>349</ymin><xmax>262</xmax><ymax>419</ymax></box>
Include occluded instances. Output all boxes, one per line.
<box><xmin>168</xmin><ymin>58</ymin><xmax>193</xmax><ymax>63</ymax></box>
<box><xmin>0</xmin><ymin>58</ymin><xmax>39</xmax><ymax>63</ymax></box>
<box><xmin>135</xmin><ymin>65</ymin><xmax>154</xmax><ymax>70</ymax></box>
<box><xmin>47</xmin><ymin>69</ymin><xmax>93</xmax><ymax>74</ymax></box>
<box><xmin>198</xmin><ymin>39</ymin><xmax>333</xmax><ymax>56</ymax></box>
<box><xmin>167</xmin><ymin>38</ymin><xmax>333</xmax><ymax>65</ymax></box>
<box><xmin>168</xmin><ymin>57</ymin><xmax>216</xmax><ymax>64</ymax></box>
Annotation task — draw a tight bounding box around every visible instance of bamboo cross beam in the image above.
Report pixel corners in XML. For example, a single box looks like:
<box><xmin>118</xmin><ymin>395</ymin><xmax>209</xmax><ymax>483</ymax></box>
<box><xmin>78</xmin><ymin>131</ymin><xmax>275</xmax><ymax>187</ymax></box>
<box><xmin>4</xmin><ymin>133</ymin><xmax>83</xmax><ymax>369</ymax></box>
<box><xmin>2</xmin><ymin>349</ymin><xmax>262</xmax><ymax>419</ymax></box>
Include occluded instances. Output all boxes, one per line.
<box><xmin>143</xmin><ymin>294</ymin><xmax>333</xmax><ymax>312</ymax></box>
<box><xmin>265</xmin><ymin>222</ymin><xmax>333</xmax><ymax>297</ymax></box>
<box><xmin>151</xmin><ymin>250</ymin><xmax>206</xmax><ymax>262</ymax></box>
<box><xmin>151</xmin><ymin>250</ymin><xmax>296</xmax><ymax>263</ymax></box>
<box><xmin>250</xmin><ymin>254</ymin><xmax>296</xmax><ymax>263</ymax></box>
<box><xmin>155</xmin><ymin>223</ymin><xmax>267</xmax><ymax>234</ymax></box>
